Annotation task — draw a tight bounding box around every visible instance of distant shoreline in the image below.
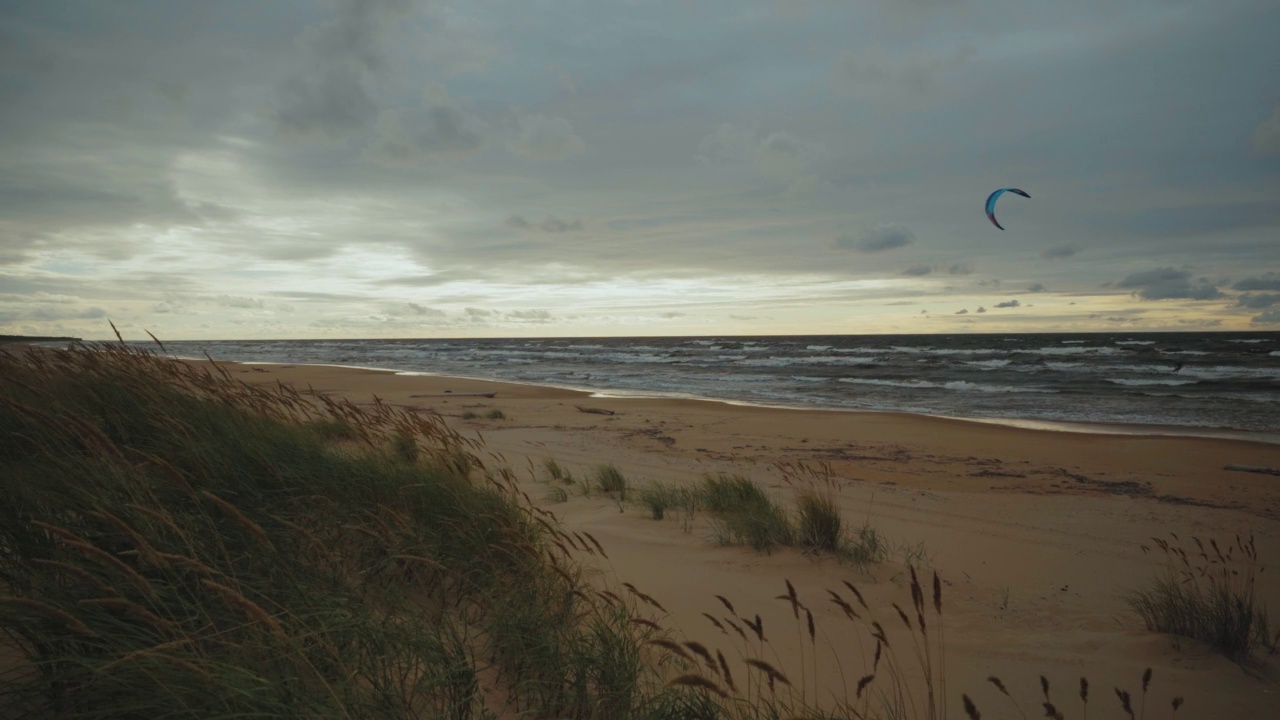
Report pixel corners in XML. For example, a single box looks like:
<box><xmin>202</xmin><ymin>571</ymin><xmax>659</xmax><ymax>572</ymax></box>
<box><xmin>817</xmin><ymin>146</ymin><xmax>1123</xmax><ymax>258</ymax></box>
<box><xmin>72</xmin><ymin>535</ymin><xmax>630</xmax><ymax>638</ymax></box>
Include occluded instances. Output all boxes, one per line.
<box><xmin>0</xmin><ymin>335</ymin><xmax>82</xmax><ymax>344</ymax></box>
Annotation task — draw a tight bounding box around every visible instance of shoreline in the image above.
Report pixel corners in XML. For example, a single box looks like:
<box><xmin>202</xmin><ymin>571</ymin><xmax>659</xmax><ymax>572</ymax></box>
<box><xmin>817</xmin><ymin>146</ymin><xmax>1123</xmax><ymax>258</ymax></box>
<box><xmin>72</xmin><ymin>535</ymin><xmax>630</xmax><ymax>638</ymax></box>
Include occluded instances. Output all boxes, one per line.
<box><xmin>230</xmin><ymin>357</ymin><xmax>1280</xmax><ymax>447</ymax></box>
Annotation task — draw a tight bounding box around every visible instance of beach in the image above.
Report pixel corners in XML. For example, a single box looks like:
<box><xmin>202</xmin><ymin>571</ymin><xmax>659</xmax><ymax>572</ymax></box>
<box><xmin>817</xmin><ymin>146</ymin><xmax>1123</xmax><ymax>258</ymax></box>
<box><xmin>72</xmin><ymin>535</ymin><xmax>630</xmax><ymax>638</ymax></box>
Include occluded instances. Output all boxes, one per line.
<box><xmin>222</xmin><ymin>358</ymin><xmax>1280</xmax><ymax>718</ymax></box>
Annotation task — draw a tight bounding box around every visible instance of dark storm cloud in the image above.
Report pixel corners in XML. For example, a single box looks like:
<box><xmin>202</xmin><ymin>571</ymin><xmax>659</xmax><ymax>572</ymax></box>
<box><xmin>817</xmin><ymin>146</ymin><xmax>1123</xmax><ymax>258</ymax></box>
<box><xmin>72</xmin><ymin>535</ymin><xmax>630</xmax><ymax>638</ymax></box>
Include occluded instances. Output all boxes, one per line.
<box><xmin>540</xmin><ymin>217</ymin><xmax>582</xmax><ymax>232</ymax></box>
<box><xmin>1042</xmin><ymin>245</ymin><xmax>1079</xmax><ymax>260</ymax></box>
<box><xmin>994</xmin><ymin>299</ymin><xmax>1020</xmax><ymax>309</ymax></box>
<box><xmin>1233</xmin><ymin>274</ymin><xmax>1280</xmax><ymax>291</ymax></box>
<box><xmin>837</xmin><ymin>224</ymin><xmax>914</xmax><ymax>253</ymax></box>
<box><xmin>901</xmin><ymin>262</ymin><xmax>972</xmax><ymax>277</ymax></box>
<box><xmin>272</xmin><ymin>0</ymin><xmax>412</xmax><ymax>138</ymax></box>
<box><xmin>1236</xmin><ymin>293</ymin><xmax>1280</xmax><ymax>309</ymax></box>
<box><xmin>366</xmin><ymin>85</ymin><xmax>489</xmax><ymax>164</ymax></box>
<box><xmin>1253</xmin><ymin>308</ymin><xmax>1280</xmax><ymax>325</ymax></box>
<box><xmin>507</xmin><ymin>214</ymin><xmax>582</xmax><ymax>233</ymax></box>
<box><xmin>1117</xmin><ymin>267</ymin><xmax>1224</xmax><ymax>300</ymax></box>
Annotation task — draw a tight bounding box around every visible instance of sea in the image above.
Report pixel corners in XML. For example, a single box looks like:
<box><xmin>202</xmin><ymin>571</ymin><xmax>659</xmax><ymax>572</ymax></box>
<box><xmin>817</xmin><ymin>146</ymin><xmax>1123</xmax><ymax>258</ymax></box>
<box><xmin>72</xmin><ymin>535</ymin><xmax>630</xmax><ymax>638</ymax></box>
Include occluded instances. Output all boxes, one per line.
<box><xmin>130</xmin><ymin>332</ymin><xmax>1280</xmax><ymax>443</ymax></box>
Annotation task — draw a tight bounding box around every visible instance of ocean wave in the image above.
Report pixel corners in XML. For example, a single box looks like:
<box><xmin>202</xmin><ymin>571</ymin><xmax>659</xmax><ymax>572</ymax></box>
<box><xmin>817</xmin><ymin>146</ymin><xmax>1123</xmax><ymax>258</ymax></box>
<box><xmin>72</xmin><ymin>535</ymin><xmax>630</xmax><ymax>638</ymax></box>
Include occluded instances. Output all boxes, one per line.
<box><xmin>1106</xmin><ymin>378</ymin><xmax>1198</xmax><ymax>386</ymax></box>
<box><xmin>739</xmin><ymin>355</ymin><xmax>880</xmax><ymax>367</ymax></box>
<box><xmin>889</xmin><ymin>346</ymin><xmax>1003</xmax><ymax>356</ymax></box>
<box><xmin>837</xmin><ymin>378</ymin><xmax>1057</xmax><ymax>393</ymax></box>
<box><xmin>1026</xmin><ymin>346</ymin><xmax>1124</xmax><ymax>356</ymax></box>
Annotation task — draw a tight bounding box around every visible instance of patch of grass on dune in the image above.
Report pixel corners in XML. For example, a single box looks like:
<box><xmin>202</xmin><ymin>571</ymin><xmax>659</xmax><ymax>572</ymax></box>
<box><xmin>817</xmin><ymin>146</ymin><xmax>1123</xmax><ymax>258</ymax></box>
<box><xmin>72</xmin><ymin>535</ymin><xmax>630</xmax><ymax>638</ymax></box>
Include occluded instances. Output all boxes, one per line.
<box><xmin>638</xmin><ymin>469</ymin><xmax>885</xmax><ymax>565</ymax></box>
<box><xmin>1128</xmin><ymin>533</ymin><xmax>1279</xmax><ymax>664</ymax></box>
<box><xmin>700</xmin><ymin>473</ymin><xmax>794</xmax><ymax>553</ymax></box>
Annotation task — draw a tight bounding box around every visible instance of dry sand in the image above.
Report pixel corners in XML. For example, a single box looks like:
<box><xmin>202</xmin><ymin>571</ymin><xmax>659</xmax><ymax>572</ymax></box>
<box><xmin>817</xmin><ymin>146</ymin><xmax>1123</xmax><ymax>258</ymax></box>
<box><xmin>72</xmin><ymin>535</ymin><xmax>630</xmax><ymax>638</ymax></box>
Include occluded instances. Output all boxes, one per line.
<box><xmin>227</xmin><ymin>360</ymin><xmax>1280</xmax><ymax>718</ymax></box>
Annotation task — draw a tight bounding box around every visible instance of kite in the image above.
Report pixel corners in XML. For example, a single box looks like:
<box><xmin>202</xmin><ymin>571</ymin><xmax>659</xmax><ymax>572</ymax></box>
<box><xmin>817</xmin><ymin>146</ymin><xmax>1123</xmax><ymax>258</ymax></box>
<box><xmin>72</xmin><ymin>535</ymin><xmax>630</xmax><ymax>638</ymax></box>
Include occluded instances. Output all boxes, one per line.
<box><xmin>985</xmin><ymin>188</ymin><xmax>1031</xmax><ymax>231</ymax></box>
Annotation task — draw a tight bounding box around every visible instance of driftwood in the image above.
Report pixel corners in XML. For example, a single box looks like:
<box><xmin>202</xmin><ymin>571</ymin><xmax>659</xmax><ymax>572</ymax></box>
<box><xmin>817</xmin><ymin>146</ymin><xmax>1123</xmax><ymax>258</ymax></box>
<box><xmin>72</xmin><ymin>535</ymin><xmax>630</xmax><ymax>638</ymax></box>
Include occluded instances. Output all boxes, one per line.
<box><xmin>575</xmin><ymin>405</ymin><xmax>616</xmax><ymax>416</ymax></box>
<box><xmin>1223</xmin><ymin>464</ymin><xmax>1280</xmax><ymax>477</ymax></box>
<box><xmin>410</xmin><ymin>392</ymin><xmax>497</xmax><ymax>398</ymax></box>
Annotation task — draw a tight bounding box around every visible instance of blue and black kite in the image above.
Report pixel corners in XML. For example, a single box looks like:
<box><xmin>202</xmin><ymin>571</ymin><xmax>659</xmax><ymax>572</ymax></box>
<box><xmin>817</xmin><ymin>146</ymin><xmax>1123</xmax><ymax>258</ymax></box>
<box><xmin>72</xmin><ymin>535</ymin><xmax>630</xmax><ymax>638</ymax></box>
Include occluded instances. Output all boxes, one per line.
<box><xmin>984</xmin><ymin>188</ymin><xmax>1031</xmax><ymax>231</ymax></box>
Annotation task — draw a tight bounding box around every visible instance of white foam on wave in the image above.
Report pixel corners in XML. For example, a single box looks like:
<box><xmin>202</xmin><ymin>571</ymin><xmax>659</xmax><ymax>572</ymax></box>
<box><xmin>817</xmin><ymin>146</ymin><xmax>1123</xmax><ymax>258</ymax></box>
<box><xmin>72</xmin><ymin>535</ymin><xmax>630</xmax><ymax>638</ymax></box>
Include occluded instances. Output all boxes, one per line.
<box><xmin>739</xmin><ymin>355</ymin><xmax>880</xmax><ymax>367</ymax></box>
<box><xmin>838</xmin><ymin>378</ymin><xmax>1057</xmax><ymax>393</ymax></box>
<box><xmin>1028</xmin><ymin>346</ymin><xmax>1123</xmax><ymax>356</ymax></box>
<box><xmin>1106</xmin><ymin>378</ymin><xmax>1198</xmax><ymax>386</ymax></box>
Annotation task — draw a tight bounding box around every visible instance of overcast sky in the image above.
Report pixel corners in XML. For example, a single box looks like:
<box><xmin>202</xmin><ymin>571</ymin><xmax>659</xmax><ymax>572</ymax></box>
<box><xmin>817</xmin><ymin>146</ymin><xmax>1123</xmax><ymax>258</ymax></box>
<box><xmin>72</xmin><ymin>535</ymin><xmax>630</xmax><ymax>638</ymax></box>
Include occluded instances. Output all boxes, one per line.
<box><xmin>2</xmin><ymin>0</ymin><xmax>1279</xmax><ymax>340</ymax></box>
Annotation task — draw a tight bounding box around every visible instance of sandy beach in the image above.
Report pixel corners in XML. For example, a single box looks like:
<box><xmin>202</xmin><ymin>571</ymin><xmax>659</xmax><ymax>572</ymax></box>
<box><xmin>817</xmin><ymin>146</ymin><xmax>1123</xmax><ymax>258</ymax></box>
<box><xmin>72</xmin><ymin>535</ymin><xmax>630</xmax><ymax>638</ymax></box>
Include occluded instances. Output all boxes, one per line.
<box><xmin>212</xmin><ymin>358</ymin><xmax>1280</xmax><ymax>717</ymax></box>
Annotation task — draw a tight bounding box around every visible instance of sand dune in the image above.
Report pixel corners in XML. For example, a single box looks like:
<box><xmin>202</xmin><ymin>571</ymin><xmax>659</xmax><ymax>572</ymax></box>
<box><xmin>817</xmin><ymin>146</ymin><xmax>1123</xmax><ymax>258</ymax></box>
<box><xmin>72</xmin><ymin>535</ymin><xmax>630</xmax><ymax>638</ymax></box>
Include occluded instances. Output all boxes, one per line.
<box><xmin>230</xmin><ymin>360</ymin><xmax>1280</xmax><ymax>719</ymax></box>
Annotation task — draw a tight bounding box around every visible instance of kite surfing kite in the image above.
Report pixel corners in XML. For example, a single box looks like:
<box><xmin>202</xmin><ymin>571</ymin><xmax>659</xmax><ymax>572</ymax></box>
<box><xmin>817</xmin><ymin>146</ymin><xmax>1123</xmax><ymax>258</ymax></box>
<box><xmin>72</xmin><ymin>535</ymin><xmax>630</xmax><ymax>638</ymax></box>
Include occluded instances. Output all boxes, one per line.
<box><xmin>984</xmin><ymin>188</ymin><xmax>1031</xmax><ymax>230</ymax></box>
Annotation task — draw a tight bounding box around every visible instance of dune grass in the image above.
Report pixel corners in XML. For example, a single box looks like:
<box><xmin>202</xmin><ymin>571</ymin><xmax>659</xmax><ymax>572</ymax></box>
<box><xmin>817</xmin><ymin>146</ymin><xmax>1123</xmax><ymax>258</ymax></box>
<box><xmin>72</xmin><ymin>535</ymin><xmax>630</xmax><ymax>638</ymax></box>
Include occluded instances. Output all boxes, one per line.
<box><xmin>595</xmin><ymin>463</ymin><xmax>629</xmax><ymax>500</ymax></box>
<box><xmin>1127</xmin><ymin>533</ymin><xmax>1279</xmax><ymax>664</ymax></box>
<box><xmin>0</xmin><ymin>341</ymin><xmax>706</xmax><ymax>719</ymax></box>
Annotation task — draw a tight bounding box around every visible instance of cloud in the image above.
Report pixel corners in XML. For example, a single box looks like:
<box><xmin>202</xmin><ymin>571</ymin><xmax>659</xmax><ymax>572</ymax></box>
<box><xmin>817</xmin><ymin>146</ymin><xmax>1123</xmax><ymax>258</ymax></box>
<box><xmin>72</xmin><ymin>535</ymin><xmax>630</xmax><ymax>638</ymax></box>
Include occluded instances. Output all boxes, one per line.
<box><xmin>831</xmin><ymin>44</ymin><xmax>975</xmax><ymax>104</ymax></box>
<box><xmin>384</xmin><ymin>302</ymin><xmax>446</xmax><ymax>317</ymax></box>
<box><xmin>540</xmin><ymin>217</ymin><xmax>582</xmax><ymax>232</ymax></box>
<box><xmin>975</xmin><ymin>306</ymin><xmax>987</xmax><ymax>313</ymax></box>
<box><xmin>1252</xmin><ymin>103</ymin><xmax>1280</xmax><ymax>155</ymax></box>
<box><xmin>994</xmin><ymin>299</ymin><xmax>1021</xmax><ymax>309</ymax></box>
<box><xmin>1116</xmin><ymin>267</ymin><xmax>1223</xmax><ymax>300</ymax></box>
<box><xmin>1042</xmin><ymin>245</ymin><xmax>1079</xmax><ymax>260</ymax></box>
<box><xmin>901</xmin><ymin>262</ymin><xmax>971</xmax><ymax>276</ymax></box>
<box><xmin>696</xmin><ymin>124</ymin><xmax>823</xmax><ymax>183</ymax></box>
<box><xmin>1027</xmin><ymin>283</ymin><xmax>1046</xmax><ymax>293</ymax></box>
<box><xmin>837</xmin><ymin>224</ymin><xmax>915</xmax><ymax>253</ymax></box>
<box><xmin>954</xmin><ymin>308</ymin><xmax>968</xmax><ymax>315</ymax></box>
<box><xmin>272</xmin><ymin>0</ymin><xmax>412</xmax><ymax>138</ymax></box>
<box><xmin>1236</xmin><ymin>293</ymin><xmax>1280</xmax><ymax>309</ymax></box>
<box><xmin>367</xmin><ymin>82</ymin><xmax>487</xmax><ymax>164</ymax></box>
<box><xmin>1112</xmin><ymin>201</ymin><xmax>1280</xmax><ymax>239</ymax></box>
<box><xmin>1252</xmin><ymin>308</ymin><xmax>1280</xmax><ymax>325</ymax></box>
<box><xmin>1233</xmin><ymin>274</ymin><xmax>1280</xmax><ymax>291</ymax></box>
<box><xmin>506</xmin><ymin>214</ymin><xmax>582</xmax><ymax>232</ymax></box>
<box><xmin>0</xmin><ymin>305</ymin><xmax>107</xmax><ymax>323</ymax></box>
<box><xmin>548</xmin><ymin>63</ymin><xmax>577</xmax><ymax>95</ymax></box>
<box><xmin>212</xmin><ymin>295</ymin><xmax>266</xmax><ymax>309</ymax></box>
<box><xmin>507</xmin><ymin>113</ymin><xmax>586</xmax><ymax>161</ymax></box>
<box><xmin>274</xmin><ymin>64</ymin><xmax>379</xmax><ymax>138</ymax></box>
<box><xmin>508</xmin><ymin>309</ymin><xmax>552</xmax><ymax>322</ymax></box>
